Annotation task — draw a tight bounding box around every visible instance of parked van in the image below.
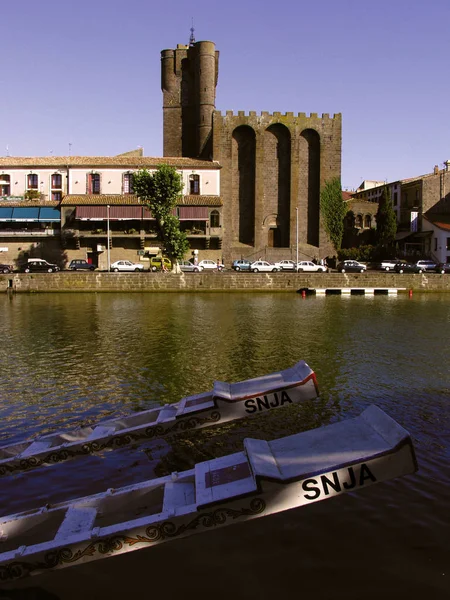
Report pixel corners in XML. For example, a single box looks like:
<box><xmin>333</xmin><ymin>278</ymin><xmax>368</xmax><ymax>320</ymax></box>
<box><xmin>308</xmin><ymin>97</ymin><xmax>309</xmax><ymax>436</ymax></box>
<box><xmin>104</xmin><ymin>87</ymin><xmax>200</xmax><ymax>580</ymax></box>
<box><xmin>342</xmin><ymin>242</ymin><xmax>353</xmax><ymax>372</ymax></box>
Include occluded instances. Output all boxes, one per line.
<box><xmin>149</xmin><ymin>256</ymin><xmax>172</xmax><ymax>272</ymax></box>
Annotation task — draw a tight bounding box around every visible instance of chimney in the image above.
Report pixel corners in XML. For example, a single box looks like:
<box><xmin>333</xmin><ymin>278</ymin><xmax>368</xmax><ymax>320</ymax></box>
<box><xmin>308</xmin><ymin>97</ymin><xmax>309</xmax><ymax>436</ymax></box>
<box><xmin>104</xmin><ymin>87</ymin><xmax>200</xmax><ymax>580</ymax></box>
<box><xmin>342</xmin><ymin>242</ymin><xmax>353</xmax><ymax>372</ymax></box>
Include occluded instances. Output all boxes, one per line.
<box><xmin>445</xmin><ymin>160</ymin><xmax>450</xmax><ymax>172</ymax></box>
<box><xmin>434</xmin><ymin>165</ymin><xmax>439</xmax><ymax>175</ymax></box>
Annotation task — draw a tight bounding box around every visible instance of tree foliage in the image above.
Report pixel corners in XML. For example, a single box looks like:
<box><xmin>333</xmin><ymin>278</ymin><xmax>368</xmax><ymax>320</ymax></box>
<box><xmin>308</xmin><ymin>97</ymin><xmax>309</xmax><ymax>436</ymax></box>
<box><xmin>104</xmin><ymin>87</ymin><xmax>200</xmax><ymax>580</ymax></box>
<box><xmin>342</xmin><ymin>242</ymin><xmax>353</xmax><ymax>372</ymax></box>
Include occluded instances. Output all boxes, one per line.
<box><xmin>375</xmin><ymin>186</ymin><xmax>397</xmax><ymax>248</ymax></box>
<box><xmin>320</xmin><ymin>177</ymin><xmax>347</xmax><ymax>251</ymax></box>
<box><xmin>133</xmin><ymin>165</ymin><xmax>189</xmax><ymax>264</ymax></box>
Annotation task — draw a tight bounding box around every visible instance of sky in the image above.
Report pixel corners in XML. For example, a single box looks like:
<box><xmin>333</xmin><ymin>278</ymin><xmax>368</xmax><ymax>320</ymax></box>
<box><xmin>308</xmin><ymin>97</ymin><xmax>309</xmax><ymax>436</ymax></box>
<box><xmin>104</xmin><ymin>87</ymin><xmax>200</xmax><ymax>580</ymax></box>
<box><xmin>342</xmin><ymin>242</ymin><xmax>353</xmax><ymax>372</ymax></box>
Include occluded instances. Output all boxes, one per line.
<box><xmin>1</xmin><ymin>0</ymin><xmax>450</xmax><ymax>191</ymax></box>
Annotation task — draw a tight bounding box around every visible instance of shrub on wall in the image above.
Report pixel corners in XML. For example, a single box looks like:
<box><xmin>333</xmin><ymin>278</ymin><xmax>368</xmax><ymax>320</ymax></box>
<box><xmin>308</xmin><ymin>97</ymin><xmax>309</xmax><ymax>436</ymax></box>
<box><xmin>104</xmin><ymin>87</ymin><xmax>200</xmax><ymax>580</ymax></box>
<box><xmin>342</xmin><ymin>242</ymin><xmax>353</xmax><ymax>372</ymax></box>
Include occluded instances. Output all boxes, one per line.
<box><xmin>337</xmin><ymin>245</ymin><xmax>376</xmax><ymax>262</ymax></box>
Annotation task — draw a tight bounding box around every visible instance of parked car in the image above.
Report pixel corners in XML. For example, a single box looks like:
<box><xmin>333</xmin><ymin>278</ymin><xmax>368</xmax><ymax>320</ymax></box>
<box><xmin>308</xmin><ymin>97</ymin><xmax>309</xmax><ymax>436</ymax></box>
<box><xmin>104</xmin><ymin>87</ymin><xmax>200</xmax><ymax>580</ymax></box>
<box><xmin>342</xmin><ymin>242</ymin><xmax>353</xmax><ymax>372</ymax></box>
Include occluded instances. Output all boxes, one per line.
<box><xmin>0</xmin><ymin>263</ymin><xmax>13</xmax><ymax>273</ymax></box>
<box><xmin>416</xmin><ymin>260</ymin><xmax>437</xmax><ymax>271</ymax></box>
<box><xmin>231</xmin><ymin>259</ymin><xmax>252</xmax><ymax>271</ymax></box>
<box><xmin>149</xmin><ymin>257</ymin><xmax>172</xmax><ymax>272</ymax></box>
<box><xmin>377</xmin><ymin>259</ymin><xmax>399</xmax><ymax>271</ymax></box>
<box><xmin>110</xmin><ymin>260</ymin><xmax>145</xmax><ymax>272</ymax></box>
<box><xmin>435</xmin><ymin>263</ymin><xmax>450</xmax><ymax>274</ymax></box>
<box><xmin>336</xmin><ymin>260</ymin><xmax>367</xmax><ymax>273</ymax></box>
<box><xmin>22</xmin><ymin>259</ymin><xmax>60</xmax><ymax>273</ymax></box>
<box><xmin>179</xmin><ymin>260</ymin><xmax>200</xmax><ymax>273</ymax></box>
<box><xmin>198</xmin><ymin>260</ymin><xmax>223</xmax><ymax>271</ymax></box>
<box><xmin>394</xmin><ymin>263</ymin><xmax>423</xmax><ymax>274</ymax></box>
<box><xmin>275</xmin><ymin>260</ymin><xmax>297</xmax><ymax>271</ymax></box>
<box><xmin>69</xmin><ymin>259</ymin><xmax>95</xmax><ymax>271</ymax></box>
<box><xmin>250</xmin><ymin>260</ymin><xmax>280</xmax><ymax>273</ymax></box>
<box><xmin>296</xmin><ymin>261</ymin><xmax>327</xmax><ymax>273</ymax></box>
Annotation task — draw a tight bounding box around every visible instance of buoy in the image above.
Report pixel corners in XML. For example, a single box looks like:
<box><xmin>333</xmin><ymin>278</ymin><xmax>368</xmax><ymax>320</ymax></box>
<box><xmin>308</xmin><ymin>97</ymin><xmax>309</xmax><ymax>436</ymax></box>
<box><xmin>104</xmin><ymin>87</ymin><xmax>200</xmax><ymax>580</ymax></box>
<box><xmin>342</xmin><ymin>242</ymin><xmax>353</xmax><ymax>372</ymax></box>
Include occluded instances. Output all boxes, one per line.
<box><xmin>409</xmin><ymin>289</ymin><xmax>413</xmax><ymax>298</ymax></box>
<box><xmin>302</xmin><ymin>290</ymin><xmax>306</xmax><ymax>298</ymax></box>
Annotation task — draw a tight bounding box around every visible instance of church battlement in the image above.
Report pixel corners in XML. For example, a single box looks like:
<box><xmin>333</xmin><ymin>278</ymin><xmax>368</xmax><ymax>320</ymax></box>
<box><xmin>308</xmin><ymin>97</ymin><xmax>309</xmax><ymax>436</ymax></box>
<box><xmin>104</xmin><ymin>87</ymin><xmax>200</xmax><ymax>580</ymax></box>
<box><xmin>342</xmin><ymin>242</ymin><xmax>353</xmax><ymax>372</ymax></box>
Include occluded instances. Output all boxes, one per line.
<box><xmin>220</xmin><ymin>110</ymin><xmax>341</xmax><ymax>120</ymax></box>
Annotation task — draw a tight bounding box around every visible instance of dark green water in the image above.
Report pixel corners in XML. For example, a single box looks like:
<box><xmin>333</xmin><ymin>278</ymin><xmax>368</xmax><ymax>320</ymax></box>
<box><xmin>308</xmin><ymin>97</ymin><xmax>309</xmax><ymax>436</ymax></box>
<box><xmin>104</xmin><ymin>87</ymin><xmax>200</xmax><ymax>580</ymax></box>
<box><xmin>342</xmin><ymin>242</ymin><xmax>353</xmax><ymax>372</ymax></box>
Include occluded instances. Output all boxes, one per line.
<box><xmin>0</xmin><ymin>292</ymin><xmax>449</xmax><ymax>599</ymax></box>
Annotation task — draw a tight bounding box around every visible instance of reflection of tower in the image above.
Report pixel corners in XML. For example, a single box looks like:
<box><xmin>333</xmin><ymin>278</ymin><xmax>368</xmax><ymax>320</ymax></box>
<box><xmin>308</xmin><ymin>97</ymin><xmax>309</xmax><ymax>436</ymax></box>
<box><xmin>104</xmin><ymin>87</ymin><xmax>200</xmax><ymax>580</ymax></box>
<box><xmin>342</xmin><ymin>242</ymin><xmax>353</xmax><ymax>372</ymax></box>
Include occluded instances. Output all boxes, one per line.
<box><xmin>161</xmin><ymin>39</ymin><xmax>219</xmax><ymax>159</ymax></box>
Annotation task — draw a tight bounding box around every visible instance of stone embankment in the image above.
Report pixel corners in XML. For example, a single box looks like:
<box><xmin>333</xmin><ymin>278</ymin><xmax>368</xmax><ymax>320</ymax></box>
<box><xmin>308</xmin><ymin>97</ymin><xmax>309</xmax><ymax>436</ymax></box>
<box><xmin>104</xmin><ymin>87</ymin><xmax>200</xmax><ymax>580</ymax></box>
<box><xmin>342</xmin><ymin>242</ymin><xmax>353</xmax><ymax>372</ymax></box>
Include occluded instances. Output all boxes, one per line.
<box><xmin>2</xmin><ymin>272</ymin><xmax>450</xmax><ymax>293</ymax></box>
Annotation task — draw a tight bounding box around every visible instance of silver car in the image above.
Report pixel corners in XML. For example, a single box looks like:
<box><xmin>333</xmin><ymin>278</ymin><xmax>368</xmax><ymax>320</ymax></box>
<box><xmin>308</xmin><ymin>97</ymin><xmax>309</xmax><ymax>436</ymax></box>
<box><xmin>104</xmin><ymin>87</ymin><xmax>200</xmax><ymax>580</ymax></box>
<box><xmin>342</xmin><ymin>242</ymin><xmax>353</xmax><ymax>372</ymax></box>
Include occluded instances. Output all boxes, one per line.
<box><xmin>110</xmin><ymin>260</ymin><xmax>145</xmax><ymax>272</ymax></box>
<box><xmin>179</xmin><ymin>260</ymin><xmax>201</xmax><ymax>273</ymax></box>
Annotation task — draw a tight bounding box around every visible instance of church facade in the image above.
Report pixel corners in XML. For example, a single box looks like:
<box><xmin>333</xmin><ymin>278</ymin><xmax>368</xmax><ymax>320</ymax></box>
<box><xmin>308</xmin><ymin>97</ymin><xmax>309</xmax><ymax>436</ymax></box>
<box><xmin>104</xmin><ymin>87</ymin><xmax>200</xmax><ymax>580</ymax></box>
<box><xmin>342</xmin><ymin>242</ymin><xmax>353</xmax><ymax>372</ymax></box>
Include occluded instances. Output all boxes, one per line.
<box><xmin>161</xmin><ymin>38</ymin><xmax>342</xmax><ymax>262</ymax></box>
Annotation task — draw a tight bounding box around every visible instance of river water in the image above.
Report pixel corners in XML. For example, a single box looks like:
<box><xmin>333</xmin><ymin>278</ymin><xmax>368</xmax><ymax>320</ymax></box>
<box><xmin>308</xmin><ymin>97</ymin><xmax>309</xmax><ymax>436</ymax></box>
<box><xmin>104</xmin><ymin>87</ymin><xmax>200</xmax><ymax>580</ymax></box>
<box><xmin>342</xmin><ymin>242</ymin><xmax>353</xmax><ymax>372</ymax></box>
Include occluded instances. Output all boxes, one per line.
<box><xmin>0</xmin><ymin>292</ymin><xmax>449</xmax><ymax>599</ymax></box>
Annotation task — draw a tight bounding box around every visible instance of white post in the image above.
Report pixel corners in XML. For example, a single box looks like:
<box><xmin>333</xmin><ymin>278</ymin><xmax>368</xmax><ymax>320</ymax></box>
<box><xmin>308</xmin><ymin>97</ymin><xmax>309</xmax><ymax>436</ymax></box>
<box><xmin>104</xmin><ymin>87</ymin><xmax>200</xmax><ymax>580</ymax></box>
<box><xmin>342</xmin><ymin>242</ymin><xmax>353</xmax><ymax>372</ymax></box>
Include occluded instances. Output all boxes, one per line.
<box><xmin>296</xmin><ymin>207</ymin><xmax>299</xmax><ymax>272</ymax></box>
<box><xmin>107</xmin><ymin>205</ymin><xmax>110</xmax><ymax>272</ymax></box>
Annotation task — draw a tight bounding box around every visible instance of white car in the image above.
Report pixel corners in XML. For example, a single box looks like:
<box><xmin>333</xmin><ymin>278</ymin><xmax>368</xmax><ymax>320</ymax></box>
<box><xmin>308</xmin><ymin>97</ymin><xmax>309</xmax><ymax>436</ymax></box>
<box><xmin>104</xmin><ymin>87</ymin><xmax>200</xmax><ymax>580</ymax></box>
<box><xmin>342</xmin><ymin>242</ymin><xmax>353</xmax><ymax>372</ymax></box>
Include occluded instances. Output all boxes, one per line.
<box><xmin>275</xmin><ymin>260</ymin><xmax>297</xmax><ymax>271</ymax></box>
<box><xmin>250</xmin><ymin>260</ymin><xmax>280</xmax><ymax>273</ymax></box>
<box><xmin>110</xmin><ymin>260</ymin><xmax>145</xmax><ymax>272</ymax></box>
<box><xmin>296</xmin><ymin>261</ymin><xmax>327</xmax><ymax>273</ymax></box>
<box><xmin>198</xmin><ymin>260</ymin><xmax>223</xmax><ymax>271</ymax></box>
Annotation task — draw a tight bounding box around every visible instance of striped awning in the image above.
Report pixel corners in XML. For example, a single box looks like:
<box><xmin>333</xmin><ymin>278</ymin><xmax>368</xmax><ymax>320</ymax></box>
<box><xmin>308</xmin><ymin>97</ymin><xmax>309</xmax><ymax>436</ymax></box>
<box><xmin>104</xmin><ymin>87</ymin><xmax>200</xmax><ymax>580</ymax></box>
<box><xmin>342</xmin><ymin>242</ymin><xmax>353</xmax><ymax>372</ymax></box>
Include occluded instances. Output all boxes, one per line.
<box><xmin>75</xmin><ymin>206</ymin><xmax>147</xmax><ymax>221</ymax></box>
<box><xmin>11</xmin><ymin>207</ymin><xmax>40</xmax><ymax>222</ymax></box>
<box><xmin>178</xmin><ymin>206</ymin><xmax>209</xmax><ymax>220</ymax></box>
<box><xmin>75</xmin><ymin>206</ymin><xmax>107</xmax><ymax>220</ymax></box>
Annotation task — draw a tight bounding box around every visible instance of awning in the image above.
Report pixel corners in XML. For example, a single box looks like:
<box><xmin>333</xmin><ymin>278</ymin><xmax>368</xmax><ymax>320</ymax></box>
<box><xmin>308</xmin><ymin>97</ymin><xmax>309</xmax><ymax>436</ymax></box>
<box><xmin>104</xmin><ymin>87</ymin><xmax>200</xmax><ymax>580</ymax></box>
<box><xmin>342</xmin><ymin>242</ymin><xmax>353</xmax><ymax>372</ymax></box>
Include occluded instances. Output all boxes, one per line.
<box><xmin>38</xmin><ymin>208</ymin><xmax>60</xmax><ymax>222</ymax></box>
<box><xmin>142</xmin><ymin>207</ymin><xmax>154</xmax><ymax>220</ymax></box>
<box><xmin>178</xmin><ymin>206</ymin><xmax>209</xmax><ymax>220</ymax></box>
<box><xmin>395</xmin><ymin>231</ymin><xmax>412</xmax><ymax>241</ymax></box>
<box><xmin>0</xmin><ymin>207</ymin><xmax>13</xmax><ymax>221</ymax></box>
<box><xmin>11</xmin><ymin>207</ymin><xmax>40</xmax><ymax>222</ymax></box>
<box><xmin>411</xmin><ymin>231</ymin><xmax>432</xmax><ymax>238</ymax></box>
<box><xmin>109</xmin><ymin>206</ymin><xmax>143</xmax><ymax>220</ymax></box>
<box><xmin>75</xmin><ymin>206</ymin><xmax>148</xmax><ymax>221</ymax></box>
<box><xmin>75</xmin><ymin>206</ymin><xmax>107</xmax><ymax>221</ymax></box>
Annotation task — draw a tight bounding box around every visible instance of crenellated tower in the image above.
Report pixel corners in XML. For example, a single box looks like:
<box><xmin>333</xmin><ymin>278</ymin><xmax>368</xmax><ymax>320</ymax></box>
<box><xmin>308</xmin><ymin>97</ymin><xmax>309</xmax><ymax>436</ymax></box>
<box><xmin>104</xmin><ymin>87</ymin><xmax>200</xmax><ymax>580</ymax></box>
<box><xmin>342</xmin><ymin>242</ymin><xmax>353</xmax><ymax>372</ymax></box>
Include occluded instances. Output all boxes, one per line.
<box><xmin>161</xmin><ymin>40</ymin><xmax>219</xmax><ymax>159</ymax></box>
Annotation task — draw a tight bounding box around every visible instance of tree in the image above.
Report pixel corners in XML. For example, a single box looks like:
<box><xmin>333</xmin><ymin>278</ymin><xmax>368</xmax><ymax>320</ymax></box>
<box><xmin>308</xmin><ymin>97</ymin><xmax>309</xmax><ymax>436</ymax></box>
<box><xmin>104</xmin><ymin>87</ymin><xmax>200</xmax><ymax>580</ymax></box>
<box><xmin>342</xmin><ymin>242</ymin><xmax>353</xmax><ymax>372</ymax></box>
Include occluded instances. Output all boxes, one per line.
<box><xmin>133</xmin><ymin>165</ymin><xmax>189</xmax><ymax>269</ymax></box>
<box><xmin>375</xmin><ymin>186</ymin><xmax>397</xmax><ymax>250</ymax></box>
<box><xmin>320</xmin><ymin>177</ymin><xmax>347</xmax><ymax>252</ymax></box>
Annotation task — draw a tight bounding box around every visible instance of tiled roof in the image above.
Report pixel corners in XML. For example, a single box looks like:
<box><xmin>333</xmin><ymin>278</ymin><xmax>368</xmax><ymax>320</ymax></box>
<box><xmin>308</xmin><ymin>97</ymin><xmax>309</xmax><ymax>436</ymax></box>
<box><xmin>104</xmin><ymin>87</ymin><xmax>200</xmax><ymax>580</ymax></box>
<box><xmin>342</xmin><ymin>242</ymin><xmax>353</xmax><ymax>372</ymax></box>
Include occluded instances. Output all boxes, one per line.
<box><xmin>423</xmin><ymin>213</ymin><xmax>450</xmax><ymax>231</ymax></box>
<box><xmin>178</xmin><ymin>195</ymin><xmax>222</xmax><ymax>206</ymax></box>
<box><xmin>0</xmin><ymin>156</ymin><xmax>221</xmax><ymax>169</ymax></box>
<box><xmin>61</xmin><ymin>195</ymin><xmax>141</xmax><ymax>205</ymax></box>
<box><xmin>61</xmin><ymin>194</ymin><xmax>222</xmax><ymax>206</ymax></box>
<box><xmin>0</xmin><ymin>201</ymin><xmax>59</xmax><ymax>207</ymax></box>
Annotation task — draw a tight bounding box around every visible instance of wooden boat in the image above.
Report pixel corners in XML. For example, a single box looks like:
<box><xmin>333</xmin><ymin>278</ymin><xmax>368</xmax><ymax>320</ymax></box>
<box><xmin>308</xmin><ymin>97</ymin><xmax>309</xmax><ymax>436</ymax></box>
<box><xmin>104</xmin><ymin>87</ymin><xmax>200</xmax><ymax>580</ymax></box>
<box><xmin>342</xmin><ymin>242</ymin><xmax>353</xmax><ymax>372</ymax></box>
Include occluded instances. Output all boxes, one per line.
<box><xmin>0</xmin><ymin>361</ymin><xmax>318</xmax><ymax>477</ymax></box>
<box><xmin>0</xmin><ymin>405</ymin><xmax>417</xmax><ymax>583</ymax></box>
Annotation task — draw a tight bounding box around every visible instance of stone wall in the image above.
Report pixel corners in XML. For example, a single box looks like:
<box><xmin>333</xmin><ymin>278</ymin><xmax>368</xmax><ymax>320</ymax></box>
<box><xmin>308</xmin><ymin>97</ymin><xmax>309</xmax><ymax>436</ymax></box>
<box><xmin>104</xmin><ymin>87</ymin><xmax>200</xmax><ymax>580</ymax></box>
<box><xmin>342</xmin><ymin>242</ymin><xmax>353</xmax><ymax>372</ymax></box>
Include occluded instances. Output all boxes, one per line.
<box><xmin>2</xmin><ymin>272</ymin><xmax>450</xmax><ymax>293</ymax></box>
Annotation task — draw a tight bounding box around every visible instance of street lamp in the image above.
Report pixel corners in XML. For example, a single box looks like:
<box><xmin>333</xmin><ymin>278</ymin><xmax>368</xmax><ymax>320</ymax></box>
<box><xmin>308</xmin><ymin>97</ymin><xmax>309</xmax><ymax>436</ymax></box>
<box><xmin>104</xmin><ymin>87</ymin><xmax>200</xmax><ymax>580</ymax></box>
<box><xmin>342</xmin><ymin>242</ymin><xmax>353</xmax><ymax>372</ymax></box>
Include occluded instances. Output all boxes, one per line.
<box><xmin>296</xmin><ymin>207</ymin><xmax>299</xmax><ymax>272</ymax></box>
<box><xmin>107</xmin><ymin>205</ymin><xmax>110</xmax><ymax>271</ymax></box>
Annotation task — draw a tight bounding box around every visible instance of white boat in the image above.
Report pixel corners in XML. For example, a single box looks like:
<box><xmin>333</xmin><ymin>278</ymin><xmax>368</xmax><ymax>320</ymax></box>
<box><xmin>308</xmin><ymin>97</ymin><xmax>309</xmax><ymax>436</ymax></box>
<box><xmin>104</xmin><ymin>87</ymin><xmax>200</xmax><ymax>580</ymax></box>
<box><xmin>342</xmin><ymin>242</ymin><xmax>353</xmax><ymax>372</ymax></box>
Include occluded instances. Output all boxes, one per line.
<box><xmin>0</xmin><ymin>405</ymin><xmax>417</xmax><ymax>583</ymax></box>
<box><xmin>0</xmin><ymin>361</ymin><xmax>318</xmax><ymax>477</ymax></box>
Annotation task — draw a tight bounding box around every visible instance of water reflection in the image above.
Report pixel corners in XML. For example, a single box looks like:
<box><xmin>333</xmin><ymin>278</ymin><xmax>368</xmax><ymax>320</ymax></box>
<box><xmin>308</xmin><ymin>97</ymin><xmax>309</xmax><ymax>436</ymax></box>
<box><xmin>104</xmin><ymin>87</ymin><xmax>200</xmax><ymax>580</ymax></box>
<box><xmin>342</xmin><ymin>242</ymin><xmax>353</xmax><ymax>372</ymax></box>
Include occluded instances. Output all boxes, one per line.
<box><xmin>1</xmin><ymin>293</ymin><xmax>450</xmax><ymax>597</ymax></box>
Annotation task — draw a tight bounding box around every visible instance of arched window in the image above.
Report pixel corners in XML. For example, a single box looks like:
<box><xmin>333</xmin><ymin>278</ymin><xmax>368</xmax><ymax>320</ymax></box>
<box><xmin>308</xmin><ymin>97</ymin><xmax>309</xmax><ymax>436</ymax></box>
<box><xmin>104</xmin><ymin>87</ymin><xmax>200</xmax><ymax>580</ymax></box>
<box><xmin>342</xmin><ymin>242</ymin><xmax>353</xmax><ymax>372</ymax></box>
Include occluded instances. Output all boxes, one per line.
<box><xmin>189</xmin><ymin>174</ymin><xmax>200</xmax><ymax>195</ymax></box>
<box><xmin>355</xmin><ymin>214</ymin><xmax>363</xmax><ymax>228</ymax></box>
<box><xmin>364</xmin><ymin>215</ymin><xmax>372</xmax><ymax>228</ymax></box>
<box><xmin>210</xmin><ymin>210</ymin><xmax>220</xmax><ymax>228</ymax></box>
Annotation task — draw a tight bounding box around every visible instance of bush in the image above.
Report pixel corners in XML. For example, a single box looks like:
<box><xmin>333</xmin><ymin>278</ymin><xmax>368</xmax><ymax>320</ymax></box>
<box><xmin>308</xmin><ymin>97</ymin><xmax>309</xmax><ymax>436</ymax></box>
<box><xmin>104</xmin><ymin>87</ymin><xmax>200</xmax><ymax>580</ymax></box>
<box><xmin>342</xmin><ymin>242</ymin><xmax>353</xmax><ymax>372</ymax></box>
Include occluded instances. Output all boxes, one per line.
<box><xmin>337</xmin><ymin>245</ymin><xmax>376</xmax><ymax>262</ymax></box>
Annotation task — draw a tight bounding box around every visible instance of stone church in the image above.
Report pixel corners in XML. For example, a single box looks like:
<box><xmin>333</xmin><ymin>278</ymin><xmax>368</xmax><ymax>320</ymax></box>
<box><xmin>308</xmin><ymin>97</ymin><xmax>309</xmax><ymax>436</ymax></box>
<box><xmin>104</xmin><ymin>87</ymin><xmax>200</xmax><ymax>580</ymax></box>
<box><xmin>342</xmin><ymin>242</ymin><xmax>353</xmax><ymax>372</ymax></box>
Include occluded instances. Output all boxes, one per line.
<box><xmin>161</xmin><ymin>35</ymin><xmax>342</xmax><ymax>263</ymax></box>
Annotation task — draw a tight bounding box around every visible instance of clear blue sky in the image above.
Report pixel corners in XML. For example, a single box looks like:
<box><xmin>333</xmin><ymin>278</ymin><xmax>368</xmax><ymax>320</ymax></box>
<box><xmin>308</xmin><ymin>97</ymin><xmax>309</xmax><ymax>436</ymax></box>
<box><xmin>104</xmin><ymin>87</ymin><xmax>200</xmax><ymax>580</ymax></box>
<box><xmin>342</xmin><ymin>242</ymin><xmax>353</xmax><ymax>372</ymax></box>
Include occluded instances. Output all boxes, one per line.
<box><xmin>2</xmin><ymin>0</ymin><xmax>449</xmax><ymax>191</ymax></box>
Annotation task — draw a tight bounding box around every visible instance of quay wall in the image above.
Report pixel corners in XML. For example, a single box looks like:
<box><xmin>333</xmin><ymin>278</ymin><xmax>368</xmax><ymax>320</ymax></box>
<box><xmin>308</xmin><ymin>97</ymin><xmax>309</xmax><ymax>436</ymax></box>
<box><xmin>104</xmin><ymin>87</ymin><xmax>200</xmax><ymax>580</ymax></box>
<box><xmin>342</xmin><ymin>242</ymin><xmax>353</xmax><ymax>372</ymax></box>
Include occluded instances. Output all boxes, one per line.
<box><xmin>2</xmin><ymin>272</ymin><xmax>450</xmax><ymax>293</ymax></box>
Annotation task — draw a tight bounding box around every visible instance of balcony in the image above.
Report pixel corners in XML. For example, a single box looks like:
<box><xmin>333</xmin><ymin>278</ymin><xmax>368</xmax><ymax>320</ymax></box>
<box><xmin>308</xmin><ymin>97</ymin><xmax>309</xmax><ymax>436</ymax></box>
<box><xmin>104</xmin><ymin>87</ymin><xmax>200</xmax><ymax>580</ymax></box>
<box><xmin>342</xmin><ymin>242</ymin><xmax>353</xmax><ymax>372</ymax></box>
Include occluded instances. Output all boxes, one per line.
<box><xmin>0</xmin><ymin>228</ymin><xmax>59</xmax><ymax>237</ymax></box>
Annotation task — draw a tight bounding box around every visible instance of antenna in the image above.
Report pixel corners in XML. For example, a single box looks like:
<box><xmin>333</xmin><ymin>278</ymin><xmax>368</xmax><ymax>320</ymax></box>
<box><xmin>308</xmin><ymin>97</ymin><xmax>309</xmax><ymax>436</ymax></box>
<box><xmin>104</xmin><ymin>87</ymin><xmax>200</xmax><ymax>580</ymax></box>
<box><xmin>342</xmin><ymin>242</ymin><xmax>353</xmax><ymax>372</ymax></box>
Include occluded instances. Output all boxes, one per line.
<box><xmin>68</xmin><ymin>142</ymin><xmax>72</xmax><ymax>156</ymax></box>
<box><xmin>6</xmin><ymin>145</ymin><xmax>9</xmax><ymax>157</ymax></box>
<box><xmin>189</xmin><ymin>18</ymin><xmax>195</xmax><ymax>46</ymax></box>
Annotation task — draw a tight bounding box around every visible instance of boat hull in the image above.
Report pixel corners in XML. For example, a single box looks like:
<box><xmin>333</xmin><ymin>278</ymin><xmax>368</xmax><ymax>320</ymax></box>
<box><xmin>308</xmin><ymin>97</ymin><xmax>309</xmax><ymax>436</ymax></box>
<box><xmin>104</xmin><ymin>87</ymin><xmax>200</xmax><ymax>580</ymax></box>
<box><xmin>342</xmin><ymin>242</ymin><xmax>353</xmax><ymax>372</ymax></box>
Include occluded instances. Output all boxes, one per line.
<box><xmin>0</xmin><ymin>362</ymin><xmax>318</xmax><ymax>477</ymax></box>
<box><xmin>0</xmin><ymin>406</ymin><xmax>417</xmax><ymax>583</ymax></box>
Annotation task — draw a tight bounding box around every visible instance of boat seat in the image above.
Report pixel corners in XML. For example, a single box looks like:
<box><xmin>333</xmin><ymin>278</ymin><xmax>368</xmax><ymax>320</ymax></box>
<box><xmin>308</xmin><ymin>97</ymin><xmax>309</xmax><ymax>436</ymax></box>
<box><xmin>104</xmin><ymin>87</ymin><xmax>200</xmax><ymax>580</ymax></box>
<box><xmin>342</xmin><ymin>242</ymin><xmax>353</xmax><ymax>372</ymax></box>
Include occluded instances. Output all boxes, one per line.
<box><xmin>156</xmin><ymin>406</ymin><xmax>178</xmax><ymax>423</ymax></box>
<box><xmin>162</xmin><ymin>481</ymin><xmax>195</xmax><ymax>513</ymax></box>
<box><xmin>86</xmin><ymin>425</ymin><xmax>117</xmax><ymax>440</ymax></box>
<box><xmin>19</xmin><ymin>440</ymin><xmax>53</xmax><ymax>458</ymax></box>
<box><xmin>55</xmin><ymin>506</ymin><xmax>97</xmax><ymax>540</ymax></box>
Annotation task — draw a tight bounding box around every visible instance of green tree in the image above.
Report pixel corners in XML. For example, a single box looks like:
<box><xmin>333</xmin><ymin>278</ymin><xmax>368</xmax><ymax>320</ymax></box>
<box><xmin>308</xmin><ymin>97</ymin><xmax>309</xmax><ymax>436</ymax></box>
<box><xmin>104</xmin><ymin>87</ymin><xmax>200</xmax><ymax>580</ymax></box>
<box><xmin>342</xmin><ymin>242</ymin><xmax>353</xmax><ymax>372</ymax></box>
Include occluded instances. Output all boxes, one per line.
<box><xmin>133</xmin><ymin>165</ymin><xmax>189</xmax><ymax>268</ymax></box>
<box><xmin>320</xmin><ymin>177</ymin><xmax>347</xmax><ymax>252</ymax></box>
<box><xmin>375</xmin><ymin>186</ymin><xmax>397</xmax><ymax>249</ymax></box>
